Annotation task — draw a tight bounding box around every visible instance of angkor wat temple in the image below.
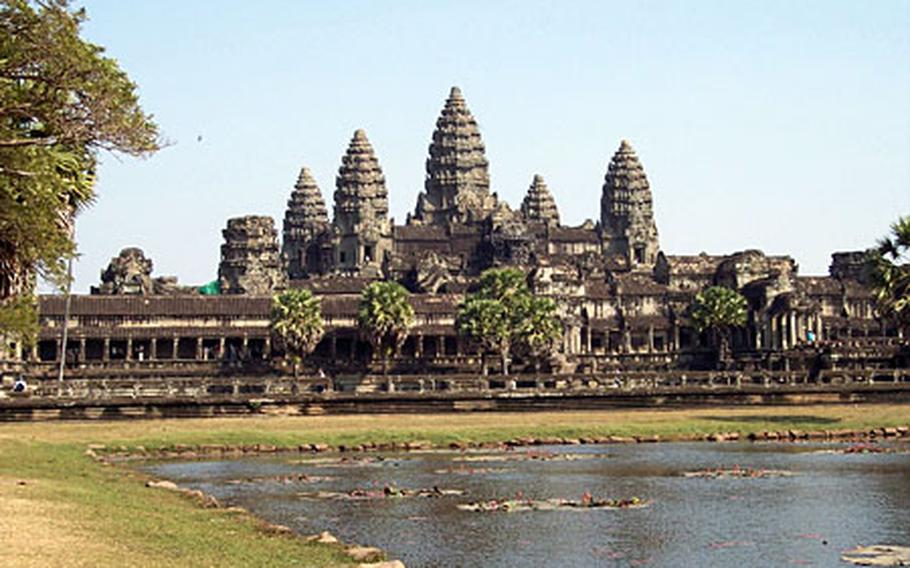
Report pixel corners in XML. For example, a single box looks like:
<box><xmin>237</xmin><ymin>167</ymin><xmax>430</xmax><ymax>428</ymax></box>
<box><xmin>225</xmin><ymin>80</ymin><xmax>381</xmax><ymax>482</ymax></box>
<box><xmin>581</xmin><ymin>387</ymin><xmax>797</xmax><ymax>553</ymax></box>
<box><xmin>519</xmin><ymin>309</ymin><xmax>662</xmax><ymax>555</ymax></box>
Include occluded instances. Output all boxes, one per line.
<box><xmin>24</xmin><ymin>87</ymin><xmax>905</xmax><ymax>386</ymax></box>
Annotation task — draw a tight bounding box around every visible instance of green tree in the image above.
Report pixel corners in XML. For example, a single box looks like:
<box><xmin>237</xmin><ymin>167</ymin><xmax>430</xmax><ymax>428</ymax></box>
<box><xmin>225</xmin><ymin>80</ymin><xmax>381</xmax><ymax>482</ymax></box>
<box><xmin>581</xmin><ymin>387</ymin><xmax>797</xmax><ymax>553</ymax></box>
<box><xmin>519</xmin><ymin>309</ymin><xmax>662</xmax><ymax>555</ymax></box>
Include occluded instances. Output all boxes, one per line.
<box><xmin>457</xmin><ymin>297</ymin><xmax>511</xmax><ymax>376</ymax></box>
<box><xmin>458</xmin><ymin>268</ymin><xmax>562</xmax><ymax>375</ymax></box>
<box><xmin>870</xmin><ymin>215</ymin><xmax>910</xmax><ymax>333</ymax></box>
<box><xmin>518</xmin><ymin>296</ymin><xmax>563</xmax><ymax>371</ymax></box>
<box><xmin>357</xmin><ymin>281</ymin><xmax>415</xmax><ymax>374</ymax></box>
<box><xmin>0</xmin><ymin>0</ymin><xmax>160</xmax><ymax>343</ymax></box>
<box><xmin>690</xmin><ymin>286</ymin><xmax>748</xmax><ymax>367</ymax></box>
<box><xmin>270</xmin><ymin>289</ymin><xmax>324</xmax><ymax>377</ymax></box>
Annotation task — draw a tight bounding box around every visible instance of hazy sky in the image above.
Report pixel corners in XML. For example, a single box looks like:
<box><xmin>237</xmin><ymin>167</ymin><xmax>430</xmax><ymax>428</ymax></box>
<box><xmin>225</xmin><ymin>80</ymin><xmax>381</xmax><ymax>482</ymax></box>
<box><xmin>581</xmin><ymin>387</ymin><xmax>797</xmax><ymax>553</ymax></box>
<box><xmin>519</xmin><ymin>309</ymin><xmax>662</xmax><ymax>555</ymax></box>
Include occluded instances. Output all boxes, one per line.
<box><xmin>63</xmin><ymin>0</ymin><xmax>910</xmax><ymax>292</ymax></box>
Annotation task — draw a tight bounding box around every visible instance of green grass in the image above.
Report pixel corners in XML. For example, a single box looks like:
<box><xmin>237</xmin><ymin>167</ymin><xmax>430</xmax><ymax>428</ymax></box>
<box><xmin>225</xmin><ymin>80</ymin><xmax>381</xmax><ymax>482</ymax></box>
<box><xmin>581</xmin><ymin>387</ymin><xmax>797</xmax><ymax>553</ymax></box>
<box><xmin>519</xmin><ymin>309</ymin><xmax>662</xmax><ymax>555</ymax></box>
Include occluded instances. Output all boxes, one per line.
<box><xmin>1</xmin><ymin>403</ymin><xmax>908</xmax><ymax>566</ymax></box>
<box><xmin>0</xmin><ymin>439</ymin><xmax>356</xmax><ymax>567</ymax></box>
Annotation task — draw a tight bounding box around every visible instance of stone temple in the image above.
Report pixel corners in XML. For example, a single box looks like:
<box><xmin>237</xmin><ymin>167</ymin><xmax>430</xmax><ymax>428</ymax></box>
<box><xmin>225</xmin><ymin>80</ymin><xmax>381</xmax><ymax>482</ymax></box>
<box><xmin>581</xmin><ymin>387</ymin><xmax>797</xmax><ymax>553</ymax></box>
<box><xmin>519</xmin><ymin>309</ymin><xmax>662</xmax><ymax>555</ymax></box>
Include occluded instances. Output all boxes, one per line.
<box><xmin>25</xmin><ymin>87</ymin><xmax>903</xmax><ymax>385</ymax></box>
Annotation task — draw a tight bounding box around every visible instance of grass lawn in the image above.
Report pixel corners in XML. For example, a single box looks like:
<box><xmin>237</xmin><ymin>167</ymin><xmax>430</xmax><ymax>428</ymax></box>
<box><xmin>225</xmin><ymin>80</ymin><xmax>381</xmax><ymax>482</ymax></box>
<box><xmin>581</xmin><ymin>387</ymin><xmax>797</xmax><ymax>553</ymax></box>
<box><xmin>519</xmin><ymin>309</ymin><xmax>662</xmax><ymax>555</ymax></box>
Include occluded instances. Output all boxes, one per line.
<box><xmin>1</xmin><ymin>403</ymin><xmax>908</xmax><ymax>567</ymax></box>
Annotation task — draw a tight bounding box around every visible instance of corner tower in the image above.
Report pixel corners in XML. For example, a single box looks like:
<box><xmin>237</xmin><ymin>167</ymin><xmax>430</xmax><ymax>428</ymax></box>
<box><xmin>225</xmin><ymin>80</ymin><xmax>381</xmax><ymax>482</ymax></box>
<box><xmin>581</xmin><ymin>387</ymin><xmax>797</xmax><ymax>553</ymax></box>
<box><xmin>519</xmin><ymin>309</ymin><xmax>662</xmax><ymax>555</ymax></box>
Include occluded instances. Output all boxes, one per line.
<box><xmin>520</xmin><ymin>174</ymin><xmax>560</xmax><ymax>227</ymax></box>
<box><xmin>600</xmin><ymin>140</ymin><xmax>660</xmax><ymax>270</ymax></box>
<box><xmin>332</xmin><ymin>129</ymin><xmax>392</xmax><ymax>276</ymax></box>
<box><xmin>410</xmin><ymin>86</ymin><xmax>499</xmax><ymax>225</ymax></box>
<box><xmin>282</xmin><ymin>166</ymin><xmax>330</xmax><ymax>279</ymax></box>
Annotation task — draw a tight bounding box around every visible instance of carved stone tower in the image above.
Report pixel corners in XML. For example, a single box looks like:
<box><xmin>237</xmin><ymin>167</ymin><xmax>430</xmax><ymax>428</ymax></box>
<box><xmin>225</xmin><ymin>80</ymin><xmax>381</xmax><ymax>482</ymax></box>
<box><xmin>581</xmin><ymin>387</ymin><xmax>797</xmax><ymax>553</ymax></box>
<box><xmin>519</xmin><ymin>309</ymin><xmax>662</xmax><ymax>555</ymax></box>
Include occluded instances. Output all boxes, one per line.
<box><xmin>410</xmin><ymin>86</ymin><xmax>499</xmax><ymax>225</ymax></box>
<box><xmin>332</xmin><ymin>129</ymin><xmax>392</xmax><ymax>276</ymax></box>
<box><xmin>282</xmin><ymin>166</ymin><xmax>331</xmax><ymax>279</ymax></box>
<box><xmin>218</xmin><ymin>216</ymin><xmax>287</xmax><ymax>294</ymax></box>
<box><xmin>520</xmin><ymin>174</ymin><xmax>560</xmax><ymax>227</ymax></box>
<box><xmin>600</xmin><ymin>140</ymin><xmax>660</xmax><ymax>270</ymax></box>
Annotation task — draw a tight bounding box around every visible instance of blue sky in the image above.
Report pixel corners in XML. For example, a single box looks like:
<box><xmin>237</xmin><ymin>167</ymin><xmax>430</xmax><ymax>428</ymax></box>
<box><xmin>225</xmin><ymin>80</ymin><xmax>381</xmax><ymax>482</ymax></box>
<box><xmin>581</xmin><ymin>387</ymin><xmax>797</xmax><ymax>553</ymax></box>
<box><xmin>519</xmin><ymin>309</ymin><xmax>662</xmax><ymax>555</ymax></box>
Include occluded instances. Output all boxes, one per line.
<box><xmin>65</xmin><ymin>0</ymin><xmax>910</xmax><ymax>291</ymax></box>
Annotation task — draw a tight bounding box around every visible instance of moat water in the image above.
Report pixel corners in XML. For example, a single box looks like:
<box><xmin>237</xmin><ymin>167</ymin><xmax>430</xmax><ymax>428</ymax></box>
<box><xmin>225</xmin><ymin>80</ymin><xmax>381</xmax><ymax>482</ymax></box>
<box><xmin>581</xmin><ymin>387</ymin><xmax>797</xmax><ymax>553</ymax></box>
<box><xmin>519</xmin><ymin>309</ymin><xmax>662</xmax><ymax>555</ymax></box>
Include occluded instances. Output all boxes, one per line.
<box><xmin>146</xmin><ymin>441</ymin><xmax>910</xmax><ymax>567</ymax></box>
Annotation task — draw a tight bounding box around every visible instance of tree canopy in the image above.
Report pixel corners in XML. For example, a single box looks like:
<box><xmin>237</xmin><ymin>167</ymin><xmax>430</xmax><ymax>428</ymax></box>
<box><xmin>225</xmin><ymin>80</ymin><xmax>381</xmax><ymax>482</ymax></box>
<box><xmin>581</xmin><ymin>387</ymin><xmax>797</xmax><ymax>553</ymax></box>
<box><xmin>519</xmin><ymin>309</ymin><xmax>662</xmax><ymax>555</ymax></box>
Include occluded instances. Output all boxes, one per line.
<box><xmin>457</xmin><ymin>268</ymin><xmax>562</xmax><ymax>375</ymax></box>
<box><xmin>358</xmin><ymin>281</ymin><xmax>415</xmax><ymax>372</ymax></box>
<box><xmin>870</xmin><ymin>215</ymin><xmax>910</xmax><ymax>331</ymax></box>
<box><xmin>0</xmin><ymin>0</ymin><xmax>160</xmax><ymax>342</ymax></box>
<box><xmin>270</xmin><ymin>288</ymin><xmax>324</xmax><ymax>369</ymax></box>
<box><xmin>690</xmin><ymin>285</ymin><xmax>748</xmax><ymax>366</ymax></box>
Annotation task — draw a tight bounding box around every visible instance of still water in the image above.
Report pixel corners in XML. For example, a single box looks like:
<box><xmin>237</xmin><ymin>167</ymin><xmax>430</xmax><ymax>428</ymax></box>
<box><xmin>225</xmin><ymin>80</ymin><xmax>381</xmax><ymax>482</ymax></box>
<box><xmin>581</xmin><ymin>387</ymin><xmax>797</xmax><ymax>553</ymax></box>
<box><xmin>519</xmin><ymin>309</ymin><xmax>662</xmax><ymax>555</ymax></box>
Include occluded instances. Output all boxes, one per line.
<box><xmin>147</xmin><ymin>441</ymin><xmax>910</xmax><ymax>567</ymax></box>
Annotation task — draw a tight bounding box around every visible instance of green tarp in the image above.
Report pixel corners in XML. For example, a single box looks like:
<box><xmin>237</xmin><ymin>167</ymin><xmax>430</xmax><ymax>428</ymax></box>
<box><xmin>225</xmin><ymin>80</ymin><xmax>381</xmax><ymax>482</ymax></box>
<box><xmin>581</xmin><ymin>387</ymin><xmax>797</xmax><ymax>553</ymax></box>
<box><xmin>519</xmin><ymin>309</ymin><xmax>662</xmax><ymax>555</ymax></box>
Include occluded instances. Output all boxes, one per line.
<box><xmin>198</xmin><ymin>280</ymin><xmax>220</xmax><ymax>295</ymax></box>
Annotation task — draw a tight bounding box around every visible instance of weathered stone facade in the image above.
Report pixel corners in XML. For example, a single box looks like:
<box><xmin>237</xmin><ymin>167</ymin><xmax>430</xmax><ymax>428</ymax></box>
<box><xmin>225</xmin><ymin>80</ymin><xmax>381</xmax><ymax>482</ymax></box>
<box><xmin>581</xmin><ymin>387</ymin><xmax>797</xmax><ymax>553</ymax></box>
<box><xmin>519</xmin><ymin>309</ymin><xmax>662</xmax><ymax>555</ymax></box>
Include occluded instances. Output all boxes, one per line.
<box><xmin>600</xmin><ymin>140</ymin><xmax>660</xmax><ymax>271</ymax></box>
<box><xmin>91</xmin><ymin>247</ymin><xmax>183</xmax><ymax>295</ymax></box>
<box><xmin>218</xmin><ymin>216</ymin><xmax>287</xmax><ymax>295</ymax></box>
<box><xmin>410</xmin><ymin>86</ymin><xmax>504</xmax><ymax>226</ymax></box>
<box><xmin>332</xmin><ymin>130</ymin><xmax>392</xmax><ymax>277</ymax></box>
<box><xmin>282</xmin><ymin>167</ymin><xmax>331</xmax><ymax>279</ymax></box>
<box><xmin>521</xmin><ymin>175</ymin><xmax>560</xmax><ymax>227</ymax></box>
<box><xmin>28</xmin><ymin>86</ymin><xmax>904</xmax><ymax>382</ymax></box>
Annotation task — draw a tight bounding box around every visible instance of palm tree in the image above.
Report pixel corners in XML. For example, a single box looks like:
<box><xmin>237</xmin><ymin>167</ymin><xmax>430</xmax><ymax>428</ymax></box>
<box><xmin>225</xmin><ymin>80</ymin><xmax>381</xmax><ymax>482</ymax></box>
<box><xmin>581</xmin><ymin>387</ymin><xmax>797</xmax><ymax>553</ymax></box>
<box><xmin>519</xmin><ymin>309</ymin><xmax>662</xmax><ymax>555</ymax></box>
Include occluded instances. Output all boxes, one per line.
<box><xmin>270</xmin><ymin>289</ymin><xmax>324</xmax><ymax>377</ymax></box>
<box><xmin>870</xmin><ymin>216</ymin><xmax>910</xmax><ymax>335</ymax></box>
<box><xmin>690</xmin><ymin>286</ymin><xmax>748</xmax><ymax>368</ymax></box>
<box><xmin>357</xmin><ymin>281</ymin><xmax>415</xmax><ymax>374</ymax></box>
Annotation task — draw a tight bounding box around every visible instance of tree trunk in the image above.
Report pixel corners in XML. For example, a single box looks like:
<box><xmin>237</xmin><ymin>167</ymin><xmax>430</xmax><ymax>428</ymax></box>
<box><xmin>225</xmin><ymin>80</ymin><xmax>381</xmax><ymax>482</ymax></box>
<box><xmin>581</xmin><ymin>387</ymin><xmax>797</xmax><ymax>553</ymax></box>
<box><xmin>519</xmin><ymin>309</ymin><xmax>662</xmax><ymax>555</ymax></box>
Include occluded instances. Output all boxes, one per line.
<box><xmin>717</xmin><ymin>329</ymin><xmax>730</xmax><ymax>370</ymax></box>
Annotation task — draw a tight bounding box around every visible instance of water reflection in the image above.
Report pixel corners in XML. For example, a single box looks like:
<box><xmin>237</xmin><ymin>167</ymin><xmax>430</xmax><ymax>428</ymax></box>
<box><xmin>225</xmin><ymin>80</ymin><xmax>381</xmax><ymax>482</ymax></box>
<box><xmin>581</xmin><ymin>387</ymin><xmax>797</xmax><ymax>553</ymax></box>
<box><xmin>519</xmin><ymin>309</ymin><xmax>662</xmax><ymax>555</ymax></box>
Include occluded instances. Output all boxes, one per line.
<box><xmin>147</xmin><ymin>442</ymin><xmax>910</xmax><ymax>567</ymax></box>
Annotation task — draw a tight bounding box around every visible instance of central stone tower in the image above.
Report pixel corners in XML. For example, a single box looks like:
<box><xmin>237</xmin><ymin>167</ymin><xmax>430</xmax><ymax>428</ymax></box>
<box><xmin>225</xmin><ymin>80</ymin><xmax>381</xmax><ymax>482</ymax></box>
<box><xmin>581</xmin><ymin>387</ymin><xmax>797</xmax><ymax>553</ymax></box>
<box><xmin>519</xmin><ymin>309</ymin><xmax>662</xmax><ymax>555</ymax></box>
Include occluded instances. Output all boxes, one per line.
<box><xmin>600</xmin><ymin>140</ymin><xmax>660</xmax><ymax>270</ymax></box>
<box><xmin>410</xmin><ymin>86</ymin><xmax>499</xmax><ymax>226</ymax></box>
<box><xmin>332</xmin><ymin>129</ymin><xmax>392</xmax><ymax>276</ymax></box>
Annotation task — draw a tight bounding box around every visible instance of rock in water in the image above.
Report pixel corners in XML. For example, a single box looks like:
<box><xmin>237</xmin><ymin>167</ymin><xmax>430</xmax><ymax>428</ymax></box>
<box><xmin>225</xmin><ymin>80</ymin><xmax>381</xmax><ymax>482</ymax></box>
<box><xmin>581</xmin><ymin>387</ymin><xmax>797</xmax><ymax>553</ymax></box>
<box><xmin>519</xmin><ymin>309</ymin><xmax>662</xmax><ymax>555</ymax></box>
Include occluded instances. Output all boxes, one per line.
<box><xmin>841</xmin><ymin>545</ymin><xmax>910</xmax><ymax>566</ymax></box>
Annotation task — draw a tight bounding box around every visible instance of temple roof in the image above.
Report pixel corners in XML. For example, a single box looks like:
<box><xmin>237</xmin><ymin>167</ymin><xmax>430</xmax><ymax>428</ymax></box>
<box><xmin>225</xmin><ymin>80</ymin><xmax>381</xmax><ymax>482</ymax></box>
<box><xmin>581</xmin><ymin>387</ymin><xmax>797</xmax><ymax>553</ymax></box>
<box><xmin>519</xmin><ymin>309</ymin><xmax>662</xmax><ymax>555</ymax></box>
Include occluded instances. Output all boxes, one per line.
<box><xmin>411</xmin><ymin>86</ymin><xmax>498</xmax><ymax>225</ymax></box>
<box><xmin>521</xmin><ymin>174</ymin><xmax>560</xmax><ymax>227</ymax></box>
<box><xmin>40</xmin><ymin>295</ymin><xmax>272</xmax><ymax>317</ymax></box>
<box><xmin>284</xmin><ymin>166</ymin><xmax>329</xmax><ymax>236</ymax></box>
<box><xmin>600</xmin><ymin>139</ymin><xmax>658</xmax><ymax>243</ymax></box>
<box><xmin>393</xmin><ymin>225</ymin><xmax>449</xmax><ymax>242</ymax></box>
<box><xmin>334</xmin><ymin>129</ymin><xmax>389</xmax><ymax>222</ymax></box>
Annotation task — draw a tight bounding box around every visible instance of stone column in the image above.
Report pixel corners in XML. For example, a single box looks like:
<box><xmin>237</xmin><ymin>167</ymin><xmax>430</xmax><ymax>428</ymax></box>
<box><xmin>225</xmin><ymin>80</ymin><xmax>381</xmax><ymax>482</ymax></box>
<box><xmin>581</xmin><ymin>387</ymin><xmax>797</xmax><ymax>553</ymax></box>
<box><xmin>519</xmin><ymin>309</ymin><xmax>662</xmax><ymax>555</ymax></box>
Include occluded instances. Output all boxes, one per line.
<box><xmin>585</xmin><ymin>327</ymin><xmax>593</xmax><ymax>354</ymax></box>
<box><xmin>150</xmin><ymin>338</ymin><xmax>158</xmax><ymax>361</ymax></box>
<box><xmin>415</xmin><ymin>333</ymin><xmax>424</xmax><ymax>358</ymax></box>
<box><xmin>79</xmin><ymin>339</ymin><xmax>86</xmax><ymax>363</ymax></box>
<box><xmin>788</xmin><ymin>312</ymin><xmax>797</xmax><ymax>348</ymax></box>
<box><xmin>103</xmin><ymin>338</ymin><xmax>111</xmax><ymax>362</ymax></box>
<box><xmin>647</xmin><ymin>325</ymin><xmax>654</xmax><ymax>354</ymax></box>
<box><xmin>436</xmin><ymin>336</ymin><xmax>444</xmax><ymax>359</ymax></box>
<box><xmin>770</xmin><ymin>316</ymin><xmax>779</xmax><ymax>350</ymax></box>
<box><xmin>195</xmin><ymin>338</ymin><xmax>203</xmax><ymax>360</ymax></box>
<box><xmin>172</xmin><ymin>337</ymin><xmax>179</xmax><ymax>359</ymax></box>
<box><xmin>673</xmin><ymin>325</ymin><xmax>680</xmax><ymax>352</ymax></box>
<box><xmin>54</xmin><ymin>340</ymin><xmax>62</xmax><ymax>363</ymax></box>
<box><xmin>218</xmin><ymin>337</ymin><xmax>226</xmax><ymax>360</ymax></box>
<box><xmin>126</xmin><ymin>338</ymin><xmax>133</xmax><ymax>361</ymax></box>
<box><xmin>263</xmin><ymin>337</ymin><xmax>271</xmax><ymax>359</ymax></box>
<box><xmin>330</xmin><ymin>335</ymin><xmax>338</xmax><ymax>359</ymax></box>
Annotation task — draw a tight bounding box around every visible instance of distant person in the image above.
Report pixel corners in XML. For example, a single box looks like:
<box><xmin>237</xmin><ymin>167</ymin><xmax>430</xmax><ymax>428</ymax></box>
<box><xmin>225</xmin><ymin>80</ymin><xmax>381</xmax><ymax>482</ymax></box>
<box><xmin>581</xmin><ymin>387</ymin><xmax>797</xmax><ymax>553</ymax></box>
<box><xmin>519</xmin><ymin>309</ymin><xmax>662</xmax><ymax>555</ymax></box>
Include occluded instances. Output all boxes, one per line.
<box><xmin>12</xmin><ymin>375</ymin><xmax>27</xmax><ymax>393</ymax></box>
<box><xmin>807</xmin><ymin>330</ymin><xmax>816</xmax><ymax>343</ymax></box>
